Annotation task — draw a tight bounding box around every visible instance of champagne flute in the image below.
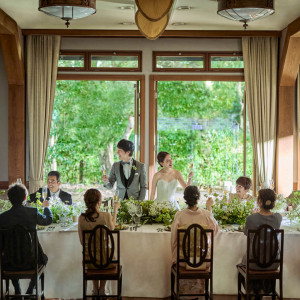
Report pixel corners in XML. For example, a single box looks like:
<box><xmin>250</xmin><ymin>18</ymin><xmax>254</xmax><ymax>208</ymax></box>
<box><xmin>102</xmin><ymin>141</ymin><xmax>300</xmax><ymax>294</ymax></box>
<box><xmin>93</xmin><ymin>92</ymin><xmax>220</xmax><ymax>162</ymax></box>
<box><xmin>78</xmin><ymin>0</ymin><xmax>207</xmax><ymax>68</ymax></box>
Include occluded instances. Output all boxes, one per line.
<box><xmin>270</xmin><ymin>179</ymin><xmax>275</xmax><ymax>190</ymax></box>
<box><xmin>102</xmin><ymin>165</ymin><xmax>107</xmax><ymax>176</ymax></box>
<box><xmin>16</xmin><ymin>178</ymin><xmax>22</xmax><ymax>184</ymax></box>
<box><xmin>42</xmin><ymin>186</ymin><xmax>48</xmax><ymax>201</ymax></box>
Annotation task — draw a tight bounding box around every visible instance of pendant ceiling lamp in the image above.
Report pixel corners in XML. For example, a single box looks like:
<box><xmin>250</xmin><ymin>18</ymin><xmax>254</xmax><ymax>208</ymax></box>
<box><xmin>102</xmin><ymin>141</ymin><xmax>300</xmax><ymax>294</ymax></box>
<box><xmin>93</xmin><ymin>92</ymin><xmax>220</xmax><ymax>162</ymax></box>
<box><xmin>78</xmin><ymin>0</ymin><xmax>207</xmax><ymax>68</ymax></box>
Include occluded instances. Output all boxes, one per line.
<box><xmin>217</xmin><ymin>0</ymin><xmax>275</xmax><ymax>29</ymax></box>
<box><xmin>39</xmin><ymin>0</ymin><xmax>96</xmax><ymax>28</ymax></box>
<box><xmin>135</xmin><ymin>0</ymin><xmax>174</xmax><ymax>40</ymax></box>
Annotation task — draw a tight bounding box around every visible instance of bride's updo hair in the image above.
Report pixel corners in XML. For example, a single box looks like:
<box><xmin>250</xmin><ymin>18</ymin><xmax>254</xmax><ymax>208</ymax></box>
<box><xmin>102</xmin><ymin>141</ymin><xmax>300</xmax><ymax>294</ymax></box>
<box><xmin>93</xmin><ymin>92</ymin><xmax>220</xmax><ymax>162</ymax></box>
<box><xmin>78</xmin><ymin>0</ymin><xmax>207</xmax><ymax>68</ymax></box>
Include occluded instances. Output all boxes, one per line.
<box><xmin>157</xmin><ymin>151</ymin><xmax>170</xmax><ymax>167</ymax></box>
<box><xmin>258</xmin><ymin>188</ymin><xmax>276</xmax><ymax>210</ymax></box>
<box><xmin>184</xmin><ymin>186</ymin><xmax>200</xmax><ymax>207</ymax></box>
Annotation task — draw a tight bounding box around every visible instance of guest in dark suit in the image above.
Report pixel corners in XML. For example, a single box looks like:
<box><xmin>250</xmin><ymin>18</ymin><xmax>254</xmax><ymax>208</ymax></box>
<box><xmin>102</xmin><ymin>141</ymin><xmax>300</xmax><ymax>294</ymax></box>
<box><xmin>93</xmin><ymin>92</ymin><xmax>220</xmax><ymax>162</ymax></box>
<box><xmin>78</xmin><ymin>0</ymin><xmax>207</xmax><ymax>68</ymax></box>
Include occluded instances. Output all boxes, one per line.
<box><xmin>0</xmin><ymin>183</ymin><xmax>53</xmax><ymax>295</ymax></box>
<box><xmin>102</xmin><ymin>139</ymin><xmax>147</xmax><ymax>200</ymax></box>
<box><xmin>29</xmin><ymin>170</ymin><xmax>72</xmax><ymax>205</ymax></box>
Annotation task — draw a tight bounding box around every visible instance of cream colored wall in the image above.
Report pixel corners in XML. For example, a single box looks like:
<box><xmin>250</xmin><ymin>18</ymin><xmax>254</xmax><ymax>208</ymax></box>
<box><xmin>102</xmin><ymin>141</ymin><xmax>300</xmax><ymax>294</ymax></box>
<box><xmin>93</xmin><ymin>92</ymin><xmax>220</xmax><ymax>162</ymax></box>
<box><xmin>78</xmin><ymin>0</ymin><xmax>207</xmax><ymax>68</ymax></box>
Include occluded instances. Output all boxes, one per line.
<box><xmin>61</xmin><ymin>37</ymin><xmax>242</xmax><ymax>168</ymax></box>
<box><xmin>0</xmin><ymin>47</ymin><xmax>8</xmax><ymax>181</ymax></box>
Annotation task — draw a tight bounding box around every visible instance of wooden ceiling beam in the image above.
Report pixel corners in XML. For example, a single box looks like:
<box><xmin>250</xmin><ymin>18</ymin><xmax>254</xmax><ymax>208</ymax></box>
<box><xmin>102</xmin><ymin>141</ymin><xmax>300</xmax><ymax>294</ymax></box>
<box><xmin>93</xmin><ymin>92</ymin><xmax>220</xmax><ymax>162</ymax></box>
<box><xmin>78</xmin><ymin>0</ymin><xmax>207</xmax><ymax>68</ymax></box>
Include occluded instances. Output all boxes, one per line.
<box><xmin>22</xmin><ymin>29</ymin><xmax>280</xmax><ymax>38</ymax></box>
<box><xmin>279</xmin><ymin>17</ymin><xmax>300</xmax><ymax>87</ymax></box>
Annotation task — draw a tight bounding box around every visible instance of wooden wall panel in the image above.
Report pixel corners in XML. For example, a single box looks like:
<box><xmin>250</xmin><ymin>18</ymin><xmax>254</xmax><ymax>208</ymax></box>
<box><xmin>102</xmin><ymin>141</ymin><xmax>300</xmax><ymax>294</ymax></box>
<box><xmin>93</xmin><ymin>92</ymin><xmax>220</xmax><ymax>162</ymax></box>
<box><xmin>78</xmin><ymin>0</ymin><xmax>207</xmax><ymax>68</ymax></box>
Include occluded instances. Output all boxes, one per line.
<box><xmin>277</xmin><ymin>87</ymin><xmax>295</xmax><ymax>196</ymax></box>
<box><xmin>8</xmin><ymin>85</ymin><xmax>25</xmax><ymax>183</ymax></box>
<box><xmin>0</xmin><ymin>9</ymin><xmax>25</xmax><ymax>184</ymax></box>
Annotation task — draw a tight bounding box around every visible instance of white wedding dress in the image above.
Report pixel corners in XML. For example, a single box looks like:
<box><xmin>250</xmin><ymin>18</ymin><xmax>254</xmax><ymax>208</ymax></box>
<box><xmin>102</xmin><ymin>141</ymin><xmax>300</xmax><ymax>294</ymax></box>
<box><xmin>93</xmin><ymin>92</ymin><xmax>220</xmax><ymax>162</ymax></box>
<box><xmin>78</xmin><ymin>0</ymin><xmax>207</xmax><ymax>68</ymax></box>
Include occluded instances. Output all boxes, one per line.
<box><xmin>155</xmin><ymin>179</ymin><xmax>180</xmax><ymax>209</ymax></box>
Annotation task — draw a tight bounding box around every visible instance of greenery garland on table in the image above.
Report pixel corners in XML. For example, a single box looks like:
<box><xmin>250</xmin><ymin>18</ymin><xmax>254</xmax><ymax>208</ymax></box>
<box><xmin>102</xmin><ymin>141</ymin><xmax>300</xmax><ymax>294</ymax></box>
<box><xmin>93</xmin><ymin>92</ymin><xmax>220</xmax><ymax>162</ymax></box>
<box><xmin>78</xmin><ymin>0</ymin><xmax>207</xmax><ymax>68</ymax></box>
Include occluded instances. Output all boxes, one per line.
<box><xmin>116</xmin><ymin>199</ymin><xmax>178</xmax><ymax>226</ymax></box>
<box><xmin>212</xmin><ymin>196</ymin><xmax>255</xmax><ymax>225</ymax></box>
<box><xmin>286</xmin><ymin>191</ymin><xmax>300</xmax><ymax>223</ymax></box>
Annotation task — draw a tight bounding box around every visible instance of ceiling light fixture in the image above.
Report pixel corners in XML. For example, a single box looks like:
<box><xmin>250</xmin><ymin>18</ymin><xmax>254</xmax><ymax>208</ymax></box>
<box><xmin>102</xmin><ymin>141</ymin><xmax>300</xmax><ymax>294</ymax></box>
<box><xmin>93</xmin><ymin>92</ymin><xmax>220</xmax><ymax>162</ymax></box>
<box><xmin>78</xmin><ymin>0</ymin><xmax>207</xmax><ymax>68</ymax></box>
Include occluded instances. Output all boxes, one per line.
<box><xmin>217</xmin><ymin>0</ymin><xmax>274</xmax><ymax>29</ymax></box>
<box><xmin>39</xmin><ymin>0</ymin><xmax>96</xmax><ymax>28</ymax></box>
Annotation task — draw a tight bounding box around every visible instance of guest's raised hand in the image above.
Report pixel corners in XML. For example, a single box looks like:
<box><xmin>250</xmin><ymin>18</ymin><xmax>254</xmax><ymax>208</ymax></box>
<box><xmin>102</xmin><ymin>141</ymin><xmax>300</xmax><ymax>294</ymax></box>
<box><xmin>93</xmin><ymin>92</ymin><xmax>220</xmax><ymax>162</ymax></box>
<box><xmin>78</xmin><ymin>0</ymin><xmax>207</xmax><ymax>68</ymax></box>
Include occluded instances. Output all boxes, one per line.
<box><xmin>102</xmin><ymin>175</ymin><xmax>109</xmax><ymax>183</ymax></box>
<box><xmin>188</xmin><ymin>171</ymin><xmax>194</xmax><ymax>179</ymax></box>
<box><xmin>114</xmin><ymin>201</ymin><xmax>121</xmax><ymax>211</ymax></box>
<box><xmin>42</xmin><ymin>200</ymin><xmax>49</xmax><ymax>208</ymax></box>
<box><xmin>206</xmin><ymin>197</ymin><xmax>214</xmax><ymax>212</ymax></box>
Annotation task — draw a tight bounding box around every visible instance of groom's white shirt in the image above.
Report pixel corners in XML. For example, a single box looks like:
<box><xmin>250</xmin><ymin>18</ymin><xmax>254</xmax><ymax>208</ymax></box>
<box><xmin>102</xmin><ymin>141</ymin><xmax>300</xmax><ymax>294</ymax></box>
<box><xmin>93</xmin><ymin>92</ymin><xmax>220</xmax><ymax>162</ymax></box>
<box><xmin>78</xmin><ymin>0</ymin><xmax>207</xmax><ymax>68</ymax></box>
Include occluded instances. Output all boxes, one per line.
<box><xmin>122</xmin><ymin>158</ymin><xmax>133</xmax><ymax>179</ymax></box>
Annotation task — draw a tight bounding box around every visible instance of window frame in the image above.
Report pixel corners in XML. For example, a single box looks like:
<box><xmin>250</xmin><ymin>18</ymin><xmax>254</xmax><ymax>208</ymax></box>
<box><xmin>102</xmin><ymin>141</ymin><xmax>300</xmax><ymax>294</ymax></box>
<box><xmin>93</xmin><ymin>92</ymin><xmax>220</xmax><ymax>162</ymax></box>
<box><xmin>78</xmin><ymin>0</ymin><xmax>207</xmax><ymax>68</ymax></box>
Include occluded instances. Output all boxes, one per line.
<box><xmin>88</xmin><ymin>51</ymin><xmax>142</xmax><ymax>72</ymax></box>
<box><xmin>58</xmin><ymin>51</ymin><xmax>88</xmax><ymax>71</ymax></box>
<box><xmin>153</xmin><ymin>51</ymin><xmax>207</xmax><ymax>72</ymax></box>
<box><xmin>57</xmin><ymin>51</ymin><xmax>142</xmax><ymax>72</ymax></box>
<box><xmin>208</xmin><ymin>52</ymin><xmax>244</xmax><ymax>72</ymax></box>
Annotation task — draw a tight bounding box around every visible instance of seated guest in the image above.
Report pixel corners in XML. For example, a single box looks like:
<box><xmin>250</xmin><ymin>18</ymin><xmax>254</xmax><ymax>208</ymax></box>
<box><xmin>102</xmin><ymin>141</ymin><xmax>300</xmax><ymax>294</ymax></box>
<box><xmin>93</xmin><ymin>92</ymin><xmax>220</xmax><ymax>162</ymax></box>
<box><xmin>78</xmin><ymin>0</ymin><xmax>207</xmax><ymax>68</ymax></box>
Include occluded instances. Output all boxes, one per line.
<box><xmin>0</xmin><ymin>183</ymin><xmax>53</xmax><ymax>296</ymax></box>
<box><xmin>171</xmin><ymin>186</ymin><xmax>218</xmax><ymax>297</ymax></box>
<box><xmin>78</xmin><ymin>189</ymin><xmax>120</xmax><ymax>297</ymax></box>
<box><xmin>229</xmin><ymin>176</ymin><xmax>254</xmax><ymax>202</ymax></box>
<box><xmin>30</xmin><ymin>171</ymin><xmax>72</xmax><ymax>205</ymax></box>
<box><xmin>239</xmin><ymin>188</ymin><xmax>282</xmax><ymax>295</ymax></box>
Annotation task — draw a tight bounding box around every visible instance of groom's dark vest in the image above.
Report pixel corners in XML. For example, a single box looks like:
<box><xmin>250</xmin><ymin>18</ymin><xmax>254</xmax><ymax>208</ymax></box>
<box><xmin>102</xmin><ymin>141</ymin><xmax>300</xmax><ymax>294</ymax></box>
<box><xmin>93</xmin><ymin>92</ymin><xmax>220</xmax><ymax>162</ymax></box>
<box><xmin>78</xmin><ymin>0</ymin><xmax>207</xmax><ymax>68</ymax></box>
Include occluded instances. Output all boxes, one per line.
<box><xmin>120</xmin><ymin>160</ymin><xmax>137</xmax><ymax>200</ymax></box>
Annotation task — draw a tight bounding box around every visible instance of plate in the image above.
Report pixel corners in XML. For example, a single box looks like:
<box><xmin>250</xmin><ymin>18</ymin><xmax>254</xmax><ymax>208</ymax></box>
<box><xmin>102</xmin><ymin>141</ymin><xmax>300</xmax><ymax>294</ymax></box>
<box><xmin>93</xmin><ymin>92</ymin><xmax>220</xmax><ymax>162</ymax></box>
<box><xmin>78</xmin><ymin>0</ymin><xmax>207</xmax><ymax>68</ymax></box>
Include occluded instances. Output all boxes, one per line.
<box><xmin>115</xmin><ymin>225</ymin><xmax>129</xmax><ymax>231</ymax></box>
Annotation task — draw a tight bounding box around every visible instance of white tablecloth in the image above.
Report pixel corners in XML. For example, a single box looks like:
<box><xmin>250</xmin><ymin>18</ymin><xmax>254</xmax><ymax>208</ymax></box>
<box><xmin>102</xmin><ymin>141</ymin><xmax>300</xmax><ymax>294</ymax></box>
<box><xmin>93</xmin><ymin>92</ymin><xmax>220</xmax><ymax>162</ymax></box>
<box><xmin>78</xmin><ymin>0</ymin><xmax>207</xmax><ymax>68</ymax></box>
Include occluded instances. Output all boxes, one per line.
<box><xmin>34</xmin><ymin>223</ymin><xmax>300</xmax><ymax>298</ymax></box>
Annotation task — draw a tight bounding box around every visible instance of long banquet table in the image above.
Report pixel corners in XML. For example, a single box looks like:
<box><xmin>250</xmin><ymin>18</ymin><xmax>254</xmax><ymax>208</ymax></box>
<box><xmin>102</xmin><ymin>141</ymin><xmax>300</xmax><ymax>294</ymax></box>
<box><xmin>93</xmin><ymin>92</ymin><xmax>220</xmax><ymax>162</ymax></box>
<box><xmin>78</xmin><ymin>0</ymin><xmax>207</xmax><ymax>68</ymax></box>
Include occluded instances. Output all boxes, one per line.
<box><xmin>24</xmin><ymin>223</ymin><xmax>300</xmax><ymax>298</ymax></box>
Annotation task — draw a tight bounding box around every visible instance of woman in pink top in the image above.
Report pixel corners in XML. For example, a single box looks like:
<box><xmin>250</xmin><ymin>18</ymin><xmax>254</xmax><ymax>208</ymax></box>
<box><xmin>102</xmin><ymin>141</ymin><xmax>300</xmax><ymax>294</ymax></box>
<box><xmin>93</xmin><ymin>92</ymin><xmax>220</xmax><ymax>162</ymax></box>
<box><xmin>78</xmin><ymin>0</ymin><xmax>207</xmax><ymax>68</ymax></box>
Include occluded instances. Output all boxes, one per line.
<box><xmin>171</xmin><ymin>186</ymin><xmax>218</xmax><ymax>298</ymax></box>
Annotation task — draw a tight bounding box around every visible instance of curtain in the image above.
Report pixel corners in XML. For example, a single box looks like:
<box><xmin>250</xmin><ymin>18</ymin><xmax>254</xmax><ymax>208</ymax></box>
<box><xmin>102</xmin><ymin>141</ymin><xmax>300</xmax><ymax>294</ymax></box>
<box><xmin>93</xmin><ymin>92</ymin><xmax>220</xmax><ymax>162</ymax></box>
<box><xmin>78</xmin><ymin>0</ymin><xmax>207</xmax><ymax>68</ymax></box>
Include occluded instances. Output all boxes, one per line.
<box><xmin>242</xmin><ymin>37</ymin><xmax>278</xmax><ymax>188</ymax></box>
<box><xmin>26</xmin><ymin>35</ymin><xmax>61</xmax><ymax>193</ymax></box>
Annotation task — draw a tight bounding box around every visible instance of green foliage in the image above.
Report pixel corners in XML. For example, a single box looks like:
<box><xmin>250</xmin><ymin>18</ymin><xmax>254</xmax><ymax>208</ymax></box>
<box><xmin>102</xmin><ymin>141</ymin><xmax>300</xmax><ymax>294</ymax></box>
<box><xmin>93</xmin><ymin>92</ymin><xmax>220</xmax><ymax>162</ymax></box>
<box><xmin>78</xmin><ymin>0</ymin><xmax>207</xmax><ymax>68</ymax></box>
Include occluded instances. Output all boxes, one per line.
<box><xmin>157</xmin><ymin>81</ymin><xmax>253</xmax><ymax>185</ymax></box>
<box><xmin>117</xmin><ymin>199</ymin><xmax>178</xmax><ymax>226</ymax></box>
<box><xmin>45</xmin><ymin>80</ymin><xmax>135</xmax><ymax>184</ymax></box>
<box><xmin>212</xmin><ymin>196</ymin><xmax>255</xmax><ymax>225</ymax></box>
<box><xmin>45</xmin><ymin>80</ymin><xmax>253</xmax><ymax>185</ymax></box>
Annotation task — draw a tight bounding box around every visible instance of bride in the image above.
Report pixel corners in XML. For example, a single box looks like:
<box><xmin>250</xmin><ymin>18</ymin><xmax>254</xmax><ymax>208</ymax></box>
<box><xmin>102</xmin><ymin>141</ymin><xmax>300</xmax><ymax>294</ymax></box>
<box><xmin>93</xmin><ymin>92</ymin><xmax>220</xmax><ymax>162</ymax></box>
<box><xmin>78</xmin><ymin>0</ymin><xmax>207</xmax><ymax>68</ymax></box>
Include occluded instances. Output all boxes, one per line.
<box><xmin>150</xmin><ymin>151</ymin><xmax>193</xmax><ymax>209</ymax></box>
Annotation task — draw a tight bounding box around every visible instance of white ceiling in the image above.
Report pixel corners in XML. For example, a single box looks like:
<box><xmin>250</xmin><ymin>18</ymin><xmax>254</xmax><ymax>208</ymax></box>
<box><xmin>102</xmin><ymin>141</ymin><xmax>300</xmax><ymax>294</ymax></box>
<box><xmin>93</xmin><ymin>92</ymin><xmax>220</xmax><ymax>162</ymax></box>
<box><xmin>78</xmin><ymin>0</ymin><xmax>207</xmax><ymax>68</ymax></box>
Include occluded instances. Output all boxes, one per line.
<box><xmin>0</xmin><ymin>0</ymin><xmax>299</xmax><ymax>31</ymax></box>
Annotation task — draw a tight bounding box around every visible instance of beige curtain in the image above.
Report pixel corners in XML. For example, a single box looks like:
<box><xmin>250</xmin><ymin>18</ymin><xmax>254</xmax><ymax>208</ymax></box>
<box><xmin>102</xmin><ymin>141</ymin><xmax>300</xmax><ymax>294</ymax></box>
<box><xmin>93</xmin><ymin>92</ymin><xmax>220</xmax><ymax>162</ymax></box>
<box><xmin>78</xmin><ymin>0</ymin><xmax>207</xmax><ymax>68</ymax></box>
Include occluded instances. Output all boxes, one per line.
<box><xmin>26</xmin><ymin>35</ymin><xmax>61</xmax><ymax>193</ymax></box>
<box><xmin>242</xmin><ymin>37</ymin><xmax>278</xmax><ymax>188</ymax></box>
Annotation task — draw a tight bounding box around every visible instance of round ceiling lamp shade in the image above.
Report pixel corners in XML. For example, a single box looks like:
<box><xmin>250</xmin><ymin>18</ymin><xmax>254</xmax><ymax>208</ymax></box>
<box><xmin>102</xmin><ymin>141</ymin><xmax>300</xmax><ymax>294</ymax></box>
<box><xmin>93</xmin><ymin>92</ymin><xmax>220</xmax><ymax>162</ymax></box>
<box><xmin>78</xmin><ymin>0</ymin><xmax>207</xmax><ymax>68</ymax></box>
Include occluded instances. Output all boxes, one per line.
<box><xmin>217</xmin><ymin>0</ymin><xmax>275</xmax><ymax>29</ymax></box>
<box><xmin>135</xmin><ymin>0</ymin><xmax>174</xmax><ymax>21</ymax></box>
<box><xmin>39</xmin><ymin>0</ymin><xmax>96</xmax><ymax>28</ymax></box>
<box><xmin>135</xmin><ymin>10</ymin><xmax>169</xmax><ymax>40</ymax></box>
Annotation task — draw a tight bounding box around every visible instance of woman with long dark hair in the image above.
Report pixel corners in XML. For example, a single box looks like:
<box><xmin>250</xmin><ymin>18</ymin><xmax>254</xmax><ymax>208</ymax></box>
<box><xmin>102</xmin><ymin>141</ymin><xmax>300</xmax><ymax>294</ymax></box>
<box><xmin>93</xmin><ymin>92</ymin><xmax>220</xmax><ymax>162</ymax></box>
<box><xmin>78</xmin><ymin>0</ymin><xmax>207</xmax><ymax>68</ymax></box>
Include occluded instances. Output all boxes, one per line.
<box><xmin>78</xmin><ymin>189</ymin><xmax>120</xmax><ymax>297</ymax></box>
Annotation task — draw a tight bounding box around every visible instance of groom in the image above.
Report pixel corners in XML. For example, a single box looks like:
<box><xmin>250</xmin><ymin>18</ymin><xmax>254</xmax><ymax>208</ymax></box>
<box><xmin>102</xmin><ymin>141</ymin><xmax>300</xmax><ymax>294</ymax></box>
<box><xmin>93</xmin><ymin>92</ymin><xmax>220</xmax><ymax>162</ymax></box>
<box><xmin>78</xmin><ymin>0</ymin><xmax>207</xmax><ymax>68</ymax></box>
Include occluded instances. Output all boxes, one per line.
<box><xmin>102</xmin><ymin>139</ymin><xmax>147</xmax><ymax>200</ymax></box>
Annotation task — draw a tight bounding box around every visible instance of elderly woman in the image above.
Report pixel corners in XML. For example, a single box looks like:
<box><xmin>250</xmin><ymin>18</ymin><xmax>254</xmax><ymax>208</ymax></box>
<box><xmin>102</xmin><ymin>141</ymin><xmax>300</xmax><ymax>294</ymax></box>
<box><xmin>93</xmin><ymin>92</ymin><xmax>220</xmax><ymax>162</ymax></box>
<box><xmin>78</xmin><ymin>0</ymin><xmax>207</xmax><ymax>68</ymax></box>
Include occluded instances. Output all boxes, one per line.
<box><xmin>229</xmin><ymin>176</ymin><xmax>254</xmax><ymax>202</ymax></box>
<box><xmin>171</xmin><ymin>186</ymin><xmax>218</xmax><ymax>298</ymax></box>
<box><xmin>78</xmin><ymin>189</ymin><xmax>120</xmax><ymax>297</ymax></box>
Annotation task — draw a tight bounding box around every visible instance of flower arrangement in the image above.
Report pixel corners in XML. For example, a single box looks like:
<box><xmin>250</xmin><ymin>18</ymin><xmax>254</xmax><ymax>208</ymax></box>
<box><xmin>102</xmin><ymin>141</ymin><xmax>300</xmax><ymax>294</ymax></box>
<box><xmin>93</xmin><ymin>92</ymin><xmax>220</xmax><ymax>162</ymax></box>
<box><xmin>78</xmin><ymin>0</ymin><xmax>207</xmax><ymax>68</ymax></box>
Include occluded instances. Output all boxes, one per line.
<box><xmin>0</xmin><ymin>199</ymin><xmax>12</xmax><ymax>212</ymax></box>
<box><xmin>285</xmin><ymin>191</ymin><xmax>300</xmax><ymax>223</ymax></box>
<box><xmin>212</xmin><ymin>196</ymin><xmax>255</xmax><ymax>225</ymax></box>
<box><xmin>273</xmin><ymin>194</ymin><xmax>287</xmax><ymax>213</ymax></box>
<box><xmin>286</xmin><ymin>191</ymin><xmax>300</xmax><ymax>209</ymax></box>
<box><xmin>116</xmin><ymin>198</ymin><xmax>178</xmax><ymax>226</ymax></box>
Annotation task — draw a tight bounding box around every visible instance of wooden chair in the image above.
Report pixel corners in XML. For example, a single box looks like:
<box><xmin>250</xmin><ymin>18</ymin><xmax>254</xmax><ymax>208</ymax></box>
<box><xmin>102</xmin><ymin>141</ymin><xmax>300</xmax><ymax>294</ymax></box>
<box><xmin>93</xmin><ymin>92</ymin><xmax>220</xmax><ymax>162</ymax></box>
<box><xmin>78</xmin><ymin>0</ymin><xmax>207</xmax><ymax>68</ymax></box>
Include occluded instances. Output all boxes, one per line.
<box><xmin>0</xmin><ymin>225</ymin><xmax>45</xmax><ymax>300</ymax></box>
<box><xmin>171</xmin><ymin>223</ymin><xmax>214</xmax><ymax>300</ymax></box>
<box><xmin>237</xmin><ymin>224</ymin><xmax>284</xmax><ymax>300</ymax></box>
<box><xmin>82</xmin><ymin>225</ymin><xmax>122</xmax><ymax>300</ymax></box>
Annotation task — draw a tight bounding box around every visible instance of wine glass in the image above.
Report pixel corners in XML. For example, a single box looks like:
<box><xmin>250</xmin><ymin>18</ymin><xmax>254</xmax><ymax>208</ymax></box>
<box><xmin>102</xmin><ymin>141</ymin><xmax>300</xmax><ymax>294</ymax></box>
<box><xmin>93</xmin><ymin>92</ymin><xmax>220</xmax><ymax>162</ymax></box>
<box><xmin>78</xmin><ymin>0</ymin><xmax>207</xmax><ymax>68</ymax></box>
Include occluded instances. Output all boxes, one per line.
<box><xmin>16</xmin><ymin>178</ymin><xmax>22</xmax><ymax>184</ymax></box>
<box><xmin>114</xmin><ymin>189</ymin><xmax>119</xmax><ymax>202</ymax></box>
<box><xmin>270</xmin><ymin>179</ymin><xmax>275</xmax><ymax>190</ymax></box>
<box><xmin>135</xmin><ymin>204</ymin><xmax>143</xmax><ymax>227</ymax></box>
<box><xmin>128</xmin><ymin>205</ymin><xmax>137</xmax><ymax>227</ymax></box>
<box><xmin>42</xmin><ymin>186</ymin><xmax>48</xmax><ymax>201</ymax></box>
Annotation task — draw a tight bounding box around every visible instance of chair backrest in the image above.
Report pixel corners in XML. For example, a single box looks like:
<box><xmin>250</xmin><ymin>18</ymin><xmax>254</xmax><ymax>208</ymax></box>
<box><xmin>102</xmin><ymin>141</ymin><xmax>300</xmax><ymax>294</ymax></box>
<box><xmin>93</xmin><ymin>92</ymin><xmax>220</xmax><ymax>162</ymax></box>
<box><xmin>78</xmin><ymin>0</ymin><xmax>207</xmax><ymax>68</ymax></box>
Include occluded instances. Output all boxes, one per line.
<box><xmin>82</xmin><ymin>225</ymin><xmax>120</xmax><ymax>269</ymax></box>
<box><xmin>0</xmin><ymin>225</ymin><xmax>38</xmax><ymax>271</ymax></box>
<box><xmin>177</xmin><ymin>223</ymin><xmax>214</xmax><ymax>269</ymax></box>
<box><xmin>246</xmin><ymin>224</ymin><xmax>284</xmax><ymax>269</ymax></box>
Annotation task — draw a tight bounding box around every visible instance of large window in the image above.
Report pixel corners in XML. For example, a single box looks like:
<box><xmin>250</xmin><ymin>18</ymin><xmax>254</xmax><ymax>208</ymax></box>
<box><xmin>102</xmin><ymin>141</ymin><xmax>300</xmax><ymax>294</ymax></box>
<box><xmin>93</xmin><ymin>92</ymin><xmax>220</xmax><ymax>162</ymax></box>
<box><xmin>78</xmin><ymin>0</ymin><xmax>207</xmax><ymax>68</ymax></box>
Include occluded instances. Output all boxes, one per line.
<box><xmin>45</xmin><ymin>80</ymin><xmax>140</xmax><ymax>184</ymax></box>
<box><xmin>156</xmin><ymin>80</ymin><xmax>252</xmax><ymax>188</ymax></box>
